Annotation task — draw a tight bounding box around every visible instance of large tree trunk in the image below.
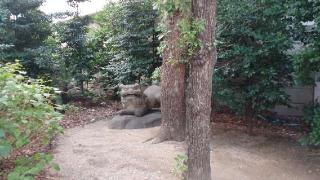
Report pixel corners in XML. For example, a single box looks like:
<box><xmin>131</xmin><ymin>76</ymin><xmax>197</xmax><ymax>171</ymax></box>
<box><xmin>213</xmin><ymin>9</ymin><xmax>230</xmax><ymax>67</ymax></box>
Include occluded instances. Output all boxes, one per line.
<box><xmin>156</xmin><ymin>11</ymin><xmax>186</xmax><ymax>142</ymax></box>
<box><xmin>186</xmin><ymin>0</ymin><xmax>216</xmax><ymax>179</ymax></box>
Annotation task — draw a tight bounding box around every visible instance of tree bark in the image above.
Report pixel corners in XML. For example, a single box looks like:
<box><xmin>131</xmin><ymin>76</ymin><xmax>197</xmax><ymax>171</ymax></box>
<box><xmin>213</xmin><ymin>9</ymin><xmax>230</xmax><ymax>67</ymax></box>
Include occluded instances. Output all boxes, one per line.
<box><xmin>156</xmin><ymin>11</ymin><xmax>186</xmax><ymax>143</ymax></box>
<box><xmin>245</xmin><ymin>102</ymin><xmax>254</xmax><ymax>135</ymax></box>
<box><xmin>186</xmin><ymin>0</ymin><xmax>216</xmax><ymax>180</ymax></box>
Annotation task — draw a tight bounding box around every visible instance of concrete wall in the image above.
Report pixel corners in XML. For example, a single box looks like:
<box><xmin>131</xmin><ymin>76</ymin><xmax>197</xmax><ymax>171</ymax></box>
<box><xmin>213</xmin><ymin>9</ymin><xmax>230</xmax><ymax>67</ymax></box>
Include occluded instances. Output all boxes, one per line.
<box><xmin>272</xmin><ymin>86</ymin><xmax>314</xmax><ymax>116</ymax></box>
<box><xmin>315</xmin><ymin>73</ymin><xmax>320</xmax><ymax>101</ymax></box>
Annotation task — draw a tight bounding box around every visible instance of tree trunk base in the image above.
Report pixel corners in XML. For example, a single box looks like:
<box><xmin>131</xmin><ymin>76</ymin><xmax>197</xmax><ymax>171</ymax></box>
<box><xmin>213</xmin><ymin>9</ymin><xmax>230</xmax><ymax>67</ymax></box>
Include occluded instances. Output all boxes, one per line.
<box><xmin>150</xmin><ymin>135</ymin><xmax>169</xmax><ymax>144</ymax></box>
<box><xmin>145</xmin><ymin>127</ymin><xmax>186</xmax><ymax>144</ymax></box>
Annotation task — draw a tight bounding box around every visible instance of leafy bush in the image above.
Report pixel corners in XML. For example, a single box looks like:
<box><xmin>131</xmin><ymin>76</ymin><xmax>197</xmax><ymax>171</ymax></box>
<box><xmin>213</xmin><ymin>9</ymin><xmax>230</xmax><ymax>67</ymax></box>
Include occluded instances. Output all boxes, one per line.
<box><xmin>214</xmin><ymin>0</ymin><xmax>293</xmax><ymax>130</ymax></box>
<box><xmin>91</xmin><ymin>0</ymin><xmax>160</xmax><ymax>86</ymax></box>
<box><xmin>57</xmin><ymin>104</ymin><xmax>81</xmax><ymax>113</ymax></box>
<box><xmin>0</xmin><ymin>63</ymin><xmax>63</xmax><ymax>179</ymax></box>
<box><xmin>288</xmin><ymin>0</ymin><xmax>320</xmax><ymax>85</ymax></box>
<box><xmin>151</xmin><ymin>67</ymin><xmax>161</xmax><ymax>83</ymax></box>
<box><xmin>0</xmin><ymin>0</ymin><xmax>51</xmax><ymax>77</ymax></box>
<box><xmin>173</xmin><ymin>154</ymin><xmax>188</xmax><ymax>179</ymax></box>
<box><xmin>57</xmin><ymin>16</ymin><xmax>93</xmax><ymax>92</ymax></box>
<box><xmin>300</xmin><ymin>102</ymin><xmax>320</xmax><ymax>146</ymax></box>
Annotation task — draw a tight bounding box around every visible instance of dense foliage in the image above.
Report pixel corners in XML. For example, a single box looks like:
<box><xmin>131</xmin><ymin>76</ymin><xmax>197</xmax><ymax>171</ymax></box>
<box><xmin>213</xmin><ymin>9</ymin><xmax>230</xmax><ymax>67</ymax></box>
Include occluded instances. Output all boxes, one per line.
<box><xmin>151</xmin><ymin>67</ymin><xmax>161</xmax><ymax>83</ymax></box>
<box><xmin>32</xmin><ymin>2</ymin><xmax>94</xmax><ymax>96</ymax></box>
<box><xmin>1</xmin><ymin>0</ymin><xmax>160</xmax><ymax>93</ymax></box>
<box><xmin>156</xmin><ymin>0</ymin><xmax>205</xmax><ymax>62</ymax></box>
<box><xmin>0</xmin><ymin>0</ymin><xmax>51</xmax><ymax>77</ymax></box>
<box><xmin>288</xmin><ymin>0</ymin><xmax>320</xmax><ymax>85</ymax></box>
<box><xmin>57</xmin><ymin>16</ymin><xmax>93</xmax><ymax>92</ymax></box>
<box><xmin>32</xmin><ymin>34</ymin><xmax>69</xmax><ymax>88</ymax></box>
<box><xmin>0</xmin><ymin>0</ymin><xmax>319</xmax><ymax>153</ymax></box>
<box><xmin>91</xmin><ymin>0</ymin><xmax>160</xmax><ymax>86</ymax></box>
<box><xmin>0</xmin><ymin>63</ymin><xmax>63</xmax><ymax>179</ymax></box>
<box><xmin>214</xmin><ymin>0</ymin><xmax>293</xmax><ymax>126</ymax></box>
<box><xmin>301</xmin><ymin>102</ymin><xmax>320</xmax><ymax>146</ymax></box>
<box><xmin>279</xmin><ymin>0</ymin><xmax>320</xmax><ymax>145</ymax></box>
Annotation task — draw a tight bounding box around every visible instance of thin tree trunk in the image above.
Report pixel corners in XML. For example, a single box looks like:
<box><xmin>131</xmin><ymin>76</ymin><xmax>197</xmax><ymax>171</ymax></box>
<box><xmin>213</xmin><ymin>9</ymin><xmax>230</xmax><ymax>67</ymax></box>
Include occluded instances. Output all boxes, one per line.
<box><xmin>186</xmin><ymin>0</ymin><xmax>216</xmax><ymax>179</ymax></box>
<box><xmin>245</xmin><ymin>103</ymin><xmax>254</xmax><ymax>135</ymax></box>
<box><xmin>80</xmin><ymin>80</ymin><xmax>84</xmax><ymax>94</ymax></box>
<box><xmin>155</xmin><ymin>11</ymin><xmax>186</xmax><ymax>143</ymax></box>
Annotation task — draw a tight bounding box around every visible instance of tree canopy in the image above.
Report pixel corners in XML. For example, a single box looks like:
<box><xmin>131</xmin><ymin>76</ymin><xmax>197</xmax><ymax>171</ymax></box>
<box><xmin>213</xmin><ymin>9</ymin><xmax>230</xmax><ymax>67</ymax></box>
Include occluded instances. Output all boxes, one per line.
<box><xmin>91</xmin><ymin>0</ymin><xmax>160</xmax><ymax>86</ymax></box>
<box><xmin>214</xmin><ymin>0</ymin><xmax>294</xmax><ymax>131</ymax></box>
<box><xmin>0</xmin><ymin>0</ymin><xmax>51</xmax><ymax>77</ymax></box>
<box><xmin>289</xmin><ymin>0</ymin><xmax>320</xmax><ymax>85</ymax></box>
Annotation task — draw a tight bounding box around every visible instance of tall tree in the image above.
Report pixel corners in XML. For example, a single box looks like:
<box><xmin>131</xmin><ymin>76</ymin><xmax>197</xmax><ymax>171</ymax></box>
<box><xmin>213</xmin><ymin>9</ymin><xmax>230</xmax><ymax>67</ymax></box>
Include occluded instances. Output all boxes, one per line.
<box><xmin>117</xmin><ymin>0</ymin><xmax>160</xmax><ymax>84</ymax></box>
<box><xmin>0</xmin><ymin>0</ymin><xmax>51</xmax><ymax>77</ymax></box>
<box><xmin>214</xmin><ymin>0</ymin><xmax>293</xmax><ymax>133</ymax></box>
<box><xmin>186</xmin><ymin>0</ymin><xmax>216</xmax><ymax>179</ymax></box>
<box><xmin>91</xmin><ymin>0</ymin><xmax>159</xmax><ymax>86</ymax></box>
<box><xmin>288</xmin><ymin>0</ymin><xmax>320</xmax><ymax>85</ymax></box>
<box><xmin>67</xmin><ymin>0</ymin><xmax>89</xmax><ymax>16</ymax></box>
<box><xmin>55</xmin><ymin>0</ymin><xmax>93</xmax><ymax>92</ymax></box>
<box><xmin>0</xmin><ymin>6</ymin><xmax>10</xmax><ymax>58</ymax></box>
<box><xmin>59</xmin><ymin>16</ymin><xmax>91</xmax><ymax>92</ymax></box>
<box><xmin>153</xmin><ymin>0</ymin><xmax>194</xmax><ymax>142</ymax></box>
<box><xmin>156</xmin><ymin>10</ymin><xmax>186</xmax><ymax>142</ymax></box>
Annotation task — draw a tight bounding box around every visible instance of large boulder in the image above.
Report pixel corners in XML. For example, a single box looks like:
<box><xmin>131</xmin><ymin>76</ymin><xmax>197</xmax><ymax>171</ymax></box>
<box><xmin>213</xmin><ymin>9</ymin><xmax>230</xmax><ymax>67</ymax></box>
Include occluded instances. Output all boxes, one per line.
<box><xmin>143</xmin><ymin>85</ymin><xmax>161</xmax><ymax>108</ymax></box>
<box><xmin>108</xmin><ymin>111</ymin><xmax>161</xmax><ymax>129</ymax></box>
<box><xmin>67</xmin><ymin>87</ymin><xmax>81</xmax><ymax>97</ymax></box>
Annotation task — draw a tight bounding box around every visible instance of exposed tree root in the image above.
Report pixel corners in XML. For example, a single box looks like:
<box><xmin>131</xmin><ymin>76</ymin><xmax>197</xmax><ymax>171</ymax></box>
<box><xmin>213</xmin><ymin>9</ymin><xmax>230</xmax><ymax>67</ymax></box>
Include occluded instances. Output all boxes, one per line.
<box><xmin>143</xmin><ymin>127</ymin><xmax>186</xmax><ymax>144</ymax></box>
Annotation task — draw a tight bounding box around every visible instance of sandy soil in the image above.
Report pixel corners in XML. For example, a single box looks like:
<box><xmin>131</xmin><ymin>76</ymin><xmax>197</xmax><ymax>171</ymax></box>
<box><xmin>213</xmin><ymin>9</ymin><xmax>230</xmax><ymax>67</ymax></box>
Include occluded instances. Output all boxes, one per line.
<box><xmin>48</xmin><ymin>120</ymin><xmax>320</xmax><ymax>180</ymax></box>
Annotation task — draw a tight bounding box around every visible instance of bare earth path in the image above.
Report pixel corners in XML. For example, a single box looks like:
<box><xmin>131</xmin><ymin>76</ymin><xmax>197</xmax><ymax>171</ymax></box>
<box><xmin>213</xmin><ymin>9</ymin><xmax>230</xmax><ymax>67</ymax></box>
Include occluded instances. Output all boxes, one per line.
<box><xmin>49</xmin><ymin>120</ymin><xmax>320</xmax><ymax>180</ymax></box>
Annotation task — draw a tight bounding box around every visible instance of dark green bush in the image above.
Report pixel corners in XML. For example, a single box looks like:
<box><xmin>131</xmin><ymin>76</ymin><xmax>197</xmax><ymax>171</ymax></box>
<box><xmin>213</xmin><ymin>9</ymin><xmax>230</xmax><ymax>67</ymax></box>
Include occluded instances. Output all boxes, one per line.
<box><xmin>91</xmin><ymin>0</ymin><xmax>160</xmax><ymax>86</ymax></box>
<box><xmin>214</xmin><ymin>0</ymin><xmax>292</xmax><ymax>121</ymax></box>
<box><xmin>301</xmin><ymin>102</ymin><xmax>320</xmax><ymax>146</ymax></box>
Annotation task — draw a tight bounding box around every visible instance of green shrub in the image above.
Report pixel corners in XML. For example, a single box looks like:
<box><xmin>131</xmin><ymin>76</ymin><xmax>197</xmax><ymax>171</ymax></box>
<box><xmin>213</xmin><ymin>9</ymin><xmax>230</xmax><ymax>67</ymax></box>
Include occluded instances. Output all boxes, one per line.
<box><xmin>151</xmin><ymin>67</ymin><xmax>161</xmax><ymax>83</ymax></box>
<box><xmin>300</xmin><ymin>102</ymin><xmax>320</xmax><ymax>146</ymax></box>
<box><xmin>0</xmin><ymin>63</ymin><xmax>63</xmax><ymax>179</ymax></box>
<box><xmin>57</xmin><ymin>104</ymin><xmax>81</xmax><ymax>113</ymax></box>
<box><xmin>92</xmin><ymin>0</ymin><xmax>160</xmax><ymax>86</ymax></box>
<box><xmin>214</xmin><ymin>0</ymin><xmax>292</xmax><ymax>129</ymax></box>
<box><xmin>173</xmin><ymin>154</ymin><xmax>188</xmax><ymax>179</ymax></box>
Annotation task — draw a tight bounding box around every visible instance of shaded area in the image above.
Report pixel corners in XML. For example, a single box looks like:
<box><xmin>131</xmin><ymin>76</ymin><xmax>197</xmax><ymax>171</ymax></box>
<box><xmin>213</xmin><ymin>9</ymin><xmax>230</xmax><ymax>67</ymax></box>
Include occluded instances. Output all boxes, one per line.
<box><xmin>45</xmin><ymin>120</ymin><xmax>320</xmax><ymax>180</ymax></box>
<box><xmin>108</xmin><ymin>111</ymin><xmax>161</xmax><ymax>129</ymax></box>
<box><xmin>60</xmin><ymin>101</ymin><xmax>121</xmax><ymax>129</ymax></box>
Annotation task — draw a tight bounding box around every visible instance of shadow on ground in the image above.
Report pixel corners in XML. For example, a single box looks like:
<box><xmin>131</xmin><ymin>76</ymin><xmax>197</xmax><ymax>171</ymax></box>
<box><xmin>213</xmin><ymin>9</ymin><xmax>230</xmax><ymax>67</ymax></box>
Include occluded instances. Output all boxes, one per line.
<box><xmin>46</xmin><ymin>120</ymin><xmax>320</xmax><ymax>180</ymax></box>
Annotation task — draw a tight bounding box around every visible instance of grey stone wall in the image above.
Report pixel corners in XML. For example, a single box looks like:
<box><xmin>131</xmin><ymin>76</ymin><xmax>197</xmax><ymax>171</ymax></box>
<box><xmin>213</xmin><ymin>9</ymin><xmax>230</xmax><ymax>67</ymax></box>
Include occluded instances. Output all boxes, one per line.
<box><xmin>272</xmin><ymin>86</ymin><xmax>314</xmax><ymax>116</ymax></box>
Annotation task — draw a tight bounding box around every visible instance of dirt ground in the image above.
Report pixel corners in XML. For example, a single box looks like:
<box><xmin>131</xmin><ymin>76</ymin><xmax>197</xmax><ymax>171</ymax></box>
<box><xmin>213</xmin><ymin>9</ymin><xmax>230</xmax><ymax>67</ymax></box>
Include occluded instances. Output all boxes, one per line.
<box><xmin>45</xmin><ymin>119</ymin><xmax>320</xmax><ymax>180</ymax></box>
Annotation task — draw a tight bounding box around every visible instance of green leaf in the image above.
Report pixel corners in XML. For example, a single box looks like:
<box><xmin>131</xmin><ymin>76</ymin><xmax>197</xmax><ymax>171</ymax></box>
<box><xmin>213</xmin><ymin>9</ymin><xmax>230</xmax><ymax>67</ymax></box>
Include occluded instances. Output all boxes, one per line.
<box><xmin>7</xmin><ymin>172</ymin><xmax>20</xmax><ymax>180</ymax></box>
<box><xmin>24</xmin><ymin>162</ymin><xmax>45</xmax><ymax>176</ymax></box>
<box><xmin>0</xmin><ymin>140</ymin><xmax>12</xmax><ymax>157</ymax></box>
<box><xmin>51</xmin><ymin>163</ymin><xmax>60</xmax><ymax>171</ymax></box>
<box><xmin>44</xmin><ymin>154</ymin><xmax>54</xmax><ymax>162</ymax></box>
<box><xmin>15</xmin><ymin>137</ymin><xmax>29</xmax><ymax>148</ymax></box>
<box><xmin>0</xmin><ymin>129</ymin><xmax>5</xmax><ymax>138</ymax></box>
